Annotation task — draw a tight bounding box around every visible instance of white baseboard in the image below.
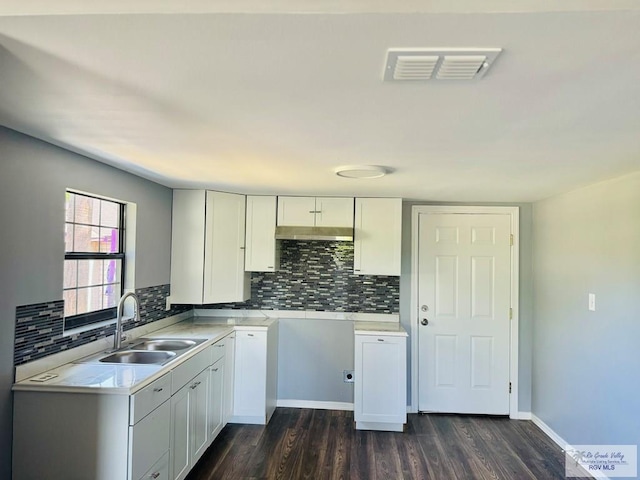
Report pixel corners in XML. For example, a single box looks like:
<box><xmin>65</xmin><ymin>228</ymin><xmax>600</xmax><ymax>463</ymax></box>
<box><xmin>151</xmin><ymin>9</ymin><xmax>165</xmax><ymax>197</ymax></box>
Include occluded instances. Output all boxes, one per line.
<box><xmin>531</xmin><ymin>414</ymin><xmax>610</xmax><ymax>480</ymax></box>
<box><xmin>515</xmin><ymin>411</ymin><xmax>532</xmax><ymax>420</ymax></box>
<box><xmin>276</xmin><ymin>399</ymin><xmax>354</xmax><ymax>411</ymax></box>
<box><xmin>531</xmin><ymin>414</ymin><xmax>568</xmax><ymax>450</ymax></box>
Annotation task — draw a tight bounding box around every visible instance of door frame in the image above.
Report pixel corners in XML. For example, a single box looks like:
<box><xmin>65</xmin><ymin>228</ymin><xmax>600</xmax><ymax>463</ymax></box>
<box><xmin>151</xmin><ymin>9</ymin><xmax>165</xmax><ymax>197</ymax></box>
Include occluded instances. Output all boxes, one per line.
<box><xmin>410</xmin><ymin>205</ymin><xmax>520</xmax><ymax>418</ymax></box>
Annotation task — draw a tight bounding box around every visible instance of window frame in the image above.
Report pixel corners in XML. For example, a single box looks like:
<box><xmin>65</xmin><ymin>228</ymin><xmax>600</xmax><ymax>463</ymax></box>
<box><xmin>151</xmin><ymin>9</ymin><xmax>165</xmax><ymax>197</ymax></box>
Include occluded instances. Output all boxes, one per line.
<box><xmin>64</xmin><ymin>191</ymin><xmax>126</xmax><ymax>330</ymax></box>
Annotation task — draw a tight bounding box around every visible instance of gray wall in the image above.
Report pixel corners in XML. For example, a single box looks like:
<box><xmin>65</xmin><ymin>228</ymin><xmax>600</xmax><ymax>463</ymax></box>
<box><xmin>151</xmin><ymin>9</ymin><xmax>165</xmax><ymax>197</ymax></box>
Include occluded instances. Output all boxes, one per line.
<box><xmin>532</xmin><ymin>172</ymin><xmax>640</xmax><ymax>445</ymax></box>
<box><xmin>400</xmin><ymin>201</ymin><xmax>534</xmax><ymax>413</ymax></box>
<box><xmin>0</xmin><ymin>127</ymin><xmax>173</xmax><ymax>478</ymax></box>
<box><xmin>277</xmin><ymin>318</ymin><xmax>354</xmax><ymax>403</ymax></box>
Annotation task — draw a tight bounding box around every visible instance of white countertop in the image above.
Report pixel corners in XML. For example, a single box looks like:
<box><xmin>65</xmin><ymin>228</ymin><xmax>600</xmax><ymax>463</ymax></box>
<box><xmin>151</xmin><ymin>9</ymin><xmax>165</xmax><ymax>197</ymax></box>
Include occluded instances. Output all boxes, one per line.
<box><xmin>13</xmin><ymin>316</ymin><xmax>275</xmax><ymax>395</ymax></box>
<box><xmin>354</xmin><ymin>321</ymin><xmax>408</xmax><ymax>337</ymax></box>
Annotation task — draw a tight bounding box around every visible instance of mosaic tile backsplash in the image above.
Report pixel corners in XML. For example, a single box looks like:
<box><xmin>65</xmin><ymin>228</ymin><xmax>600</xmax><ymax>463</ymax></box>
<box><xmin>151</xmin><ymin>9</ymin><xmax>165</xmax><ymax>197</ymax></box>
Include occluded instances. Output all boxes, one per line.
<box><xmin>14</xmin><ymin>284</ymin><xmax>191</xmax><ymax>366</ymax></box>
<box><xmin>201</xmin><ymin>240</ymin><xmax>400</xmax><ymax>314</ymax></box>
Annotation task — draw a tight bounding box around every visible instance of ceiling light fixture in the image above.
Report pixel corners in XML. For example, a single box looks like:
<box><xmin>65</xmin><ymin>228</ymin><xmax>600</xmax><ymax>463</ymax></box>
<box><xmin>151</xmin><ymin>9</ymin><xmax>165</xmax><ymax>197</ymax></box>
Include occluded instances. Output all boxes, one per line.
<box><xmin>334</xmin><ymin>165</ymin><xmax>388</xmax><ymax>179</ymax></box>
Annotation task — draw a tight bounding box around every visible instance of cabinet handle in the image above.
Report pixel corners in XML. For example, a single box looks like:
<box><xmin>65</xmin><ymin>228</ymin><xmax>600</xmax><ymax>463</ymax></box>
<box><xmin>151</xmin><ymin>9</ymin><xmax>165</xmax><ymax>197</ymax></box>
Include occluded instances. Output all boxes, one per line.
<box><xmin>212</xmin><ymin>368</ymin><xmax>219</xmax><ymax>372</ymax></box>
<box><xmin>248</xmin><ymin>333</ymin><xmax>254</xmax><ymax>337</ymax></box>
<box><xmin>190</xmin><ymin>381</ymin><xmax>201</xmax><ymax>389</ymax></box>
<box><xmin>215</xmin><ymin>344</ymin><xmax>224</xmax><ymax>348</ymax></box>
<box><xmin>354</xmin><ymin>269</ymin><xmax>361</xmax><ymax>272</ymax></box>
<box><xmin>153</xmin><ymin>387</ymin><xmax>163</xmax><ymax>393</ymax></box>
<box><xmin>240</xmin><ymin>246</ymin><xmax>245</xmax><ymax>249</ymax></box>
<box><xmin>377</xmin><ymin>338</ymin><xmax>385</xmax><ymax>342</ymax></box>
<box><xmin>150</xmin><ymin>472</ymin><xmax>160</xmax><ymax>479</ymax></box>
<box><xmin>267</xmin><ymin>266</ymin><xmax>274</xmax><ymax>269</ymax></box>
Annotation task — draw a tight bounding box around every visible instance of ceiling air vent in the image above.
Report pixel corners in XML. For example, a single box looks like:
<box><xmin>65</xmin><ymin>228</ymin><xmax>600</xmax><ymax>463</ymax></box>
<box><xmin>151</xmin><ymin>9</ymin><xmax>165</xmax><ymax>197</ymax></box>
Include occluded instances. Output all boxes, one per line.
<box><xmin>384</xmin><ymin>48</ymin><xmax>502</xmax><ymax>81</ymax></box>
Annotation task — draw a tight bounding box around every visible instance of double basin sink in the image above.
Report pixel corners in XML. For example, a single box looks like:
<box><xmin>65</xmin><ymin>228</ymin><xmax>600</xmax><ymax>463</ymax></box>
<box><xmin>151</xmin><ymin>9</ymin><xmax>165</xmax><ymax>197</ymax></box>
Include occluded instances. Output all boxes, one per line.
<box><xmin>80</xmin><ymin>338</ymin><xmax>206</xmax><ymax>366</ymax></box>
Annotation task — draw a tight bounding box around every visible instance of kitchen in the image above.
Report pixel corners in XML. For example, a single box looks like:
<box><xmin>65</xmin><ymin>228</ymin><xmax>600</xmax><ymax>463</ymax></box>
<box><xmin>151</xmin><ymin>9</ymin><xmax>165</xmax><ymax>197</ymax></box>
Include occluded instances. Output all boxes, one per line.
<box><xmin>6</xmin><ymin>132</ymin><xmax>409</xmax><ymax>479</ymax></box>
<box><xmin>2</xmin><ymin>3</ymin><xmax>640</xmax><ymax>480</ymax></box>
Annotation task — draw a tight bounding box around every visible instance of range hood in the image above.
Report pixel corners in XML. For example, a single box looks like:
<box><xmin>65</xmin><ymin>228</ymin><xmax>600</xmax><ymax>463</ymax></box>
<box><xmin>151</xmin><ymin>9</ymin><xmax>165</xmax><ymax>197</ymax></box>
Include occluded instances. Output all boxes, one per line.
<box><xmin>275</xmin><ymin>226</ymin><xmax>354</xmax><ymax>242</ymax></box>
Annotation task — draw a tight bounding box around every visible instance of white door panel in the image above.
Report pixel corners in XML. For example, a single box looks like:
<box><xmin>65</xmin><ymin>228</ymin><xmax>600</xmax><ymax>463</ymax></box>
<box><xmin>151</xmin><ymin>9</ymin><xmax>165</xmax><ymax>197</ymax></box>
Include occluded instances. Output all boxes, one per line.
<box><xmin>418</xmin><ymin>213</ymin><xmax>511</xmax><ymax>415</ymax></box>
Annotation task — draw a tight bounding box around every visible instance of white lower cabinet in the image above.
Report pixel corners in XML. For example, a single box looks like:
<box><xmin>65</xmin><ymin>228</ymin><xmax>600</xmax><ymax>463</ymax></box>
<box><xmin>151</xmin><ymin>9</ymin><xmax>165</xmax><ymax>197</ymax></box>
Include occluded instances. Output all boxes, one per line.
<box><xmin>12</xmin><ymin>329</ymin><xmax>270</xmax><ymax>480</ymax></box>
<box><xmin>170</xmin><ymin>368</ymin><xmax>209</xmax><ymax>480</ymax></box>
<box><xmin>12</xmin><ymin>373</ymin><xmax>172</xmax><ymax>480</ymax></box>
<box><xmin>354</xmin><ymin>332</ymin><xmax>407</xmax><ymax>432</ymax></box>
<box><xmin>230</xmin><ymin>324</ymin><xmax>278</xmax><ymax>425</ymax></box>
<box><xmin>130</xmin><ymin>399</ymin><xmax>171</xmax><ymax>480</ymax></box>
<box><xmin>223</xmin><ymin>333</ymin><xmax>235</xmax><ymax>424</ymax></box>
<box><xmin>208</xmin><ymin>357</ymin><xmax>225</xmax><ymax>440</ymax></box>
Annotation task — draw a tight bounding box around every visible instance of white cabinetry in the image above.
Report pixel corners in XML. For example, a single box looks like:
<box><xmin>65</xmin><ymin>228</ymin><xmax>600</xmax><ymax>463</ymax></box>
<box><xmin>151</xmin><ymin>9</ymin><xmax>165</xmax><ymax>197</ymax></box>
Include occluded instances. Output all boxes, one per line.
<box><xmin>222</xmin><ymin>334</ymin><xmax>235</xmax><ymax>424</ymax></box>
<box><xmin>208</xmin><ymin>338</ymin><xmax>226</xmax><ymax>440</ymax></box>
<box><xmin>354</xmin><ymin>198</ymin><xmax>402</xmax><ymax>276</ymax></box>
<box><xmin>170</xmin><ymin>367</ymin><xmax>209</xmax><ymax>480</ymax></box>
<box><xmin>277</xmin><ymin>196</ymin><xmax>354</xmax><ymax>227</ymax></box>
<box><xmin>13</xmin><ymin>373</ymin><xmax>172</xmax><ymax>480</ymax></box>
<box><xmin>168</xmin><ymin>345</ymin><xmax>211</xmax><ymax>480</ymax></box>
<box><xmin>354</xmin><ymin>329</ymin><xmax>407</xmax><ymax>432</ymax></box>
<box><xmin>230</xmin><ymin>323</ymin><xmax>278</xmax><ymax>425</ymax></box>
<box><xmin>208</xmin><ymin>358</ymin><xmax>224</xmax><ymax>440</ymax></box>
<box><xmin>245</xmin><ymin>195</ymin><xmax>279</xmax><ymax>272</ymax></box>
<box><xmin>170</xmin><ymin>190</ymin><xmax>250</xmax><ymax>304</ymax></box>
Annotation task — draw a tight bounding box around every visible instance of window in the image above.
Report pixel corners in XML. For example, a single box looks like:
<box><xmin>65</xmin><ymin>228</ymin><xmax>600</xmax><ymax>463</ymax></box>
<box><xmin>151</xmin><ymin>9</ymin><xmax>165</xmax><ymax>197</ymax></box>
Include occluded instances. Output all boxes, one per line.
<box><xmin>64</xmin><ymin>191</ymin><xmax>125</xmax><ymax>329</ymax></box>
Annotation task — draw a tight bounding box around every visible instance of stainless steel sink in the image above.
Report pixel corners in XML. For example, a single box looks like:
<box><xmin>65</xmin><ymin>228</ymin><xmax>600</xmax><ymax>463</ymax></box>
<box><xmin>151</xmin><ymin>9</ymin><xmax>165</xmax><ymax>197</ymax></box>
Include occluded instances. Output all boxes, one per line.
<box><xmin>129</xmin><ymin>339</ymin><xmax>198</xmax><ymax>351</ymax></box>
<box><xmin>98</xmin><ymin>350</ymin><xmax>176</xmax><ymax>365</ymax></box>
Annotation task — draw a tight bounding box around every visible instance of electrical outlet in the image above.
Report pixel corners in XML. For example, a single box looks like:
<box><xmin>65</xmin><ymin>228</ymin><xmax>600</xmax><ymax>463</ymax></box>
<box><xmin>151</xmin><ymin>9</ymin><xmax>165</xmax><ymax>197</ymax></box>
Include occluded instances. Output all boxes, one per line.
<box><xmin>343</xmin><ymin>370</ymin><xmax>354</xmax><ymax>383</ymax></box>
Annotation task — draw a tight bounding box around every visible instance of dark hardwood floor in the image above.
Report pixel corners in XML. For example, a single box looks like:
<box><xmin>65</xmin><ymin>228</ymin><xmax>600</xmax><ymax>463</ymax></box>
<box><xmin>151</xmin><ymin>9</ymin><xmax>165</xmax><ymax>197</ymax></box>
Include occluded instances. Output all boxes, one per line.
<box><xmin>186</xmin><ymin>408</ymin><xmax>584</xmax><ymax>480</ymax></box>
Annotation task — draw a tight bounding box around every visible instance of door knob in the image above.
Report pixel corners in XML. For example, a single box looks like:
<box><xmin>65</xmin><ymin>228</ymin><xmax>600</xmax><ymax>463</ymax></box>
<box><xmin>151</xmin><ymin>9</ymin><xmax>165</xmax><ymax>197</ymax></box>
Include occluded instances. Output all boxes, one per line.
<box><xmin>421</xmin><ymin>318</ymin><xmax>429</xmax><ymax>326</ymax></box>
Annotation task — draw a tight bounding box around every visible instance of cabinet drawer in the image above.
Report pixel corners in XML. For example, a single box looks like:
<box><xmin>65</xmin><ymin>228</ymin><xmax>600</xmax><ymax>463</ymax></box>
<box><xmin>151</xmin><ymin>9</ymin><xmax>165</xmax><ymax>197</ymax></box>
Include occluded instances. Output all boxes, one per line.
<box><xmin>129</xmin><ymin>400</ymin><xmax>170</xmax><ymax>480</ymax></box>
<box><xmin>138</xmin><ymin>450</ymin><xmax>169</xmax><ymax>480</ymax></box>
<box><xmin>210</xmin><ymin>338</ymin><xmax>226</xmax><ymax>365</ymax></box>
<box><xmin>130</xmin><ymin>373</ymin><xmax>172</xmax><ymax>425</ymax></box>
<box><xmin>171</xmin><ymin>348</ymin><xmax>211</xmax><ymax>394</ymax></box>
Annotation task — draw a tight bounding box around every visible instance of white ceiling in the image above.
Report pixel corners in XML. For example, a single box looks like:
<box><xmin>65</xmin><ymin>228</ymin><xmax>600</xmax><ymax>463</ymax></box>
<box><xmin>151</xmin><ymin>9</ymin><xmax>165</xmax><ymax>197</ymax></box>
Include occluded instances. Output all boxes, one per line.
<box><xmin>1</xmin><ymin>1</ymin><xmax>640</xmax><ymax>202</ymax></box>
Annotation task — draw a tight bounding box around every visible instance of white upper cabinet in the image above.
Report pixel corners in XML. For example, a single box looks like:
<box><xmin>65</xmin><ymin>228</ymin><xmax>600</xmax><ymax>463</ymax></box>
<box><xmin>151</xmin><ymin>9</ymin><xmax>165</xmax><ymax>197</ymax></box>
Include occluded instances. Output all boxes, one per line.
<box><xmin>170</xmin><ymin>190</ymin><xmax>250</xmax><ymax>304</ymax></box>
<box><xmin>245</xmin><ymin>196</ymin><xmax>279</xmax><ymax>272</ymax></box>
<box><xmin>277</xmin><ymin>196</ymin><xmax>354</xmax><ymax>227</ymax></box>
<box><xmin>354</xmin><ymin>198</ymin><xmax>402</xmax><ymax>276</ymax></box>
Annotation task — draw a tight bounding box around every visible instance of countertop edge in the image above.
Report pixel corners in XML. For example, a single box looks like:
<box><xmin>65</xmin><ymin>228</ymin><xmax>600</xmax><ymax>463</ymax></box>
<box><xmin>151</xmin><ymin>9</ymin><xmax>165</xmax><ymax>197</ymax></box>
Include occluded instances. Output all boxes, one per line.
<box><xmin>13</xmin><ymin>316</ymin><xmax>276</xmax><ymax>394</ymax></box>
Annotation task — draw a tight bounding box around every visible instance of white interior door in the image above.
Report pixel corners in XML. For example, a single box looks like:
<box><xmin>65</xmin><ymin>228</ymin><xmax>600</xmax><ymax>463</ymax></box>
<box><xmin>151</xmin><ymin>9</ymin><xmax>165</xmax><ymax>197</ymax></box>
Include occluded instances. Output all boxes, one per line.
<box><xmin>418</xmin><ymin>213</ymin><xmax>512</xmax><ymax>414</ymax></box>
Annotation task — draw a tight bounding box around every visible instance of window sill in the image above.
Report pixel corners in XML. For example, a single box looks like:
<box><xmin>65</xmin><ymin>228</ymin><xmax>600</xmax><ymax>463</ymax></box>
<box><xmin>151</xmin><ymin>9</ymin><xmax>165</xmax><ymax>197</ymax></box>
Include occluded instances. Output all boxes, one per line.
<box><xmin>63</xmin><ymin>316</ymin><xmax>134</xmax><ymax>337</ymax></box>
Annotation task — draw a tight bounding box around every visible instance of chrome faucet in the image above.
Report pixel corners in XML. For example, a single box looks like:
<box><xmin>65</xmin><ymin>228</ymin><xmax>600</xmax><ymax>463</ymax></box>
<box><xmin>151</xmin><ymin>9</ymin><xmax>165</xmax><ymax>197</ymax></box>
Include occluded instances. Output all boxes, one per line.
<box><xmin>114</xmin><ymin>291</ymin><xmax>139</xmax><ymax>351</ymax></box>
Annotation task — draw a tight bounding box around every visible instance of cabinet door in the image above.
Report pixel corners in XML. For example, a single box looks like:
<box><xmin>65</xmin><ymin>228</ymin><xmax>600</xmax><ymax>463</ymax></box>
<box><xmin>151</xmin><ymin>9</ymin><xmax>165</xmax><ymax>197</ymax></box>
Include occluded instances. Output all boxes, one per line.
<box><xmin>276</xmin><ymin>196</ymin><xmax>316</xmax><ymax>226</ymax></box>
<box><xmin>223</xmin><ymin>334</ymin><xmax>236</xmax><ymax>424</ymax></box>
<box><xmin>354</xmin><ymin>198</ymin><xmax>402</xmax><ymax>276</ymax></box>
<box><xmin>170</xmin><ymin>190</ymin><xmax>206</xmax><ymax>304</ymax></box>
<box><xmin>170</xmin><ymin>385</ymin><xmax>191</xmax><ymax>480</ymax></box>
<box><xmin>245</xmin><ymin>196</ymin><xmax>279</xmax><ymax>272</ymax></box>
<box><xmin>208</xmin><ymin>358</ymin><xmax>225</xmax><ymax>443</ymax></box>
<box><xmin>129</xmin><ymin>400</ymin><xmax>171</xmax><ymax>480</ymax></box>
<box><xmin>203</xmin><ymin>191</ymin><xmax>250</xmax><ymax>303</ymax></box>
<box><xmin>354</xmin><ymin>335</ymin><xmax>407</xmax><ymax>425</ymax></box>
<box><xmin>233</xmin><ymin>331</ymin><xmax>267</xmax><ymax>418</ymax></box>
<box><xmin>190</xmin><ymin>369</ymin><xmax>210</xmax><ymax>465</ymax></box>
<box><xmin>315</xmin><ymin>197</ymin><xmax>354</xmax><ymax>227</ymax></box>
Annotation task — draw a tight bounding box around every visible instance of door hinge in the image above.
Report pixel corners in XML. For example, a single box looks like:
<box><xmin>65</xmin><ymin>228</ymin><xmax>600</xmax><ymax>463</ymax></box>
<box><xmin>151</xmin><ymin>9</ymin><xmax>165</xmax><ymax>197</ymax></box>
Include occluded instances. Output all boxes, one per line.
<box><xmin>509</xmin><ymin>308</ymin><xmax>513</xmax><ymax>320</ymax></box>
<box><xmin>510</xmin><ymin>234</ymin><xmax>514</xmax><ymax>246</ymax></box>
<box><xmin>509</xmin><ymin>382</ymin><xmax>512</xmax><ymax>394</ymax></box>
